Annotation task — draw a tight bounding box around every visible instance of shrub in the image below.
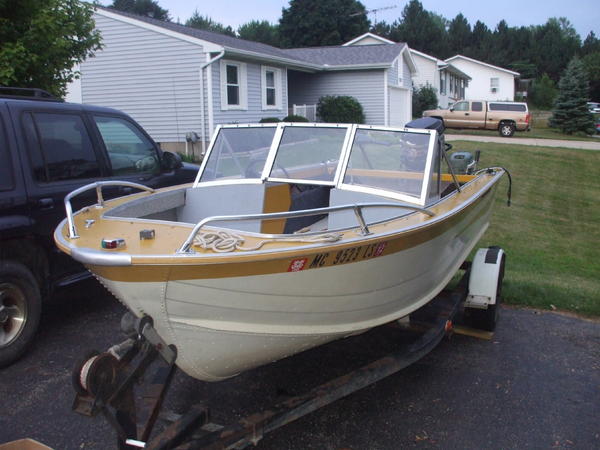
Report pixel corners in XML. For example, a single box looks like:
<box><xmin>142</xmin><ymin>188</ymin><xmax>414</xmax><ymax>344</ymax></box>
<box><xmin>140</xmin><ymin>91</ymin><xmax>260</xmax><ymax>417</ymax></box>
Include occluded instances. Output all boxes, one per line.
<box><xmin>530</xmin><ymin>74</ymin><xmax>557</xmax><ymax>110</ymax></box>
<box><xmin>283</xmin><ymin>114</ymin><xmax>309</xmax><ymax>122</ymax></box>
<box><xmin>259</xmin><ymin>117</ymin><xmax>281</xmax><ymax>123</ymax></box>
<box><xmin>316</xmin><ymin>95</ymin><xmax>365</xmax><ymax>123</ymax></box>
<box><xmin>412</xmin><ymin>84</ymin><xmax>438</xmax><ymax>118</ymax></box>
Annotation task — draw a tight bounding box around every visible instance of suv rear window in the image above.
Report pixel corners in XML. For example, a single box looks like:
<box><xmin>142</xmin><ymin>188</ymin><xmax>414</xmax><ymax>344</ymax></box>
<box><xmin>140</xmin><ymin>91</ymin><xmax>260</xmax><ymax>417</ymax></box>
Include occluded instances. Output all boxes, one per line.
<box><xmin>488</xmin><ymin>103</ymin><xmax>527</xmax><ymax>112</ymax></box>
<box><xmin>23</xmin><ymin>112</ymin><xmax>101</xmax><ymax>182</ymax></box>
<box><xmin>0</xmin><ymin>118</ymin><xmax>14</xmax><ymax>191</ymax></box>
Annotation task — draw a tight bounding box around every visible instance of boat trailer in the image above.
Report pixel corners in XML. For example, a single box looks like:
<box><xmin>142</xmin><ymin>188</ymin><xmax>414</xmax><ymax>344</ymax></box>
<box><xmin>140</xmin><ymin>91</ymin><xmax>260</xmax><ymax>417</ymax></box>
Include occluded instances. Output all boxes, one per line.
<box><xmin>71</xmin><ymin>248</ymin><xmax>505</xmax><ymax>449</ymax></box>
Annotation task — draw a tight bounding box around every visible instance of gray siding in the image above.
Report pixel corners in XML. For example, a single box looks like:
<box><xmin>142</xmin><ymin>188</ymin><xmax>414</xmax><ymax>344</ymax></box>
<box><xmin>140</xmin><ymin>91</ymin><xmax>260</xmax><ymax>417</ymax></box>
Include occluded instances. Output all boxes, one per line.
<box><xmin>211</xmin><ymin>60</ymin><xmax>288</xmax><ymax>128</ymax></box>
<box><xmin>288</xmin><ymin>70</ymin><xmax>386</xmax><ymax>125</ymax></box>
<box><xmin>387</xmin><ymin>59</ymin><xmax>399</xmax><ymax>86</ymax></box>
<box><xmin>81</xmin><ymin>14</ymin><xmax>207</xmax><ymax>143</ymax></box>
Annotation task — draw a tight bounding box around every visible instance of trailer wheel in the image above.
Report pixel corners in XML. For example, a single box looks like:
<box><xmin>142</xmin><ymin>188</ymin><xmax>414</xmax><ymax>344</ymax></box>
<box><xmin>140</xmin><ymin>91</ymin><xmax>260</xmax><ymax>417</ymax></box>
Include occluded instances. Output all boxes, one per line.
<box><xmin>468</xmin><ymin>251</ymin><xmax>506</xmax><ymax>331</ymax></box>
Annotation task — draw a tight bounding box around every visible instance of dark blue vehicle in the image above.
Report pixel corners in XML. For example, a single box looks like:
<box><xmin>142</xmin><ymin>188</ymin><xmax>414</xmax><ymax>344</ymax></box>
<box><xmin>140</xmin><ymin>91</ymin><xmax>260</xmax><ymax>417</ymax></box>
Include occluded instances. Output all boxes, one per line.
<box><xmin>0</xmin><ymin>88</ymin><xmax>198</xmax><ymax>367</ymax></box>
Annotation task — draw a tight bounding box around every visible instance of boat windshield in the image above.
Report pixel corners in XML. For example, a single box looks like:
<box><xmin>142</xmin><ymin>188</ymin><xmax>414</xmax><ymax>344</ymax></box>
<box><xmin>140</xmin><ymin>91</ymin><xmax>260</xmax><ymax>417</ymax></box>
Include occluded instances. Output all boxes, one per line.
<box><xmin>196</xmin><ymin>123</ymin><xmax>437</xmax><ymax>205</ymax></box>
<box><xmin>199</xmin><ymin>126</ymin><xmax>277</xmax><ymax>182</ymax></box>
<box><xmin>340</xmin><ymin>128</ymin><xmax>433</xmax><ymax>201</ymax></box>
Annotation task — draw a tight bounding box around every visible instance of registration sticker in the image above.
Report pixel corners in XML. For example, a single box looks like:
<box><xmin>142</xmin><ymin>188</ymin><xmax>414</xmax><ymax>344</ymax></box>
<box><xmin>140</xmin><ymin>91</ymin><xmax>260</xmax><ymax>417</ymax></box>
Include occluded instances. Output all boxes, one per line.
<box><xmin>288</xmin><ymin>258</ymin><xmax>308</xmax><ymax>272</ymax></box>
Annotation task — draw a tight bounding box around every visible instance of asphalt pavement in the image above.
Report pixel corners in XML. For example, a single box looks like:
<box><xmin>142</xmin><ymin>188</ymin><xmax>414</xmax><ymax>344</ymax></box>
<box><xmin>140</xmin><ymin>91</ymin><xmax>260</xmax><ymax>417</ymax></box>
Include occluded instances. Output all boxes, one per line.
<box><xmin>0</xmin><ymin>279</ymin><xmax>598</xmax><ymax>449</ymax></box>
<box><xmin>446</xmin><ymin>134</ymin><xmax>600</xmax><ymax>150</ymax></box>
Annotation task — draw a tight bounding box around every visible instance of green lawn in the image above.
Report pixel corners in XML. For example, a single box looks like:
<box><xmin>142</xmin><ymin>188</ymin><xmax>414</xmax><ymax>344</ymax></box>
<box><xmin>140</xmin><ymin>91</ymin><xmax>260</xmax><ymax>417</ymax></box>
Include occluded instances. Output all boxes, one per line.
<box><xmin>445</xmin><ymin>127</ymin><xmax>600</xmax><ymax>142</ymax></box>
<box><xmin>452</xmin><ymin>141</ymin><xmax>600</xmax><ymax>317</ymax></box>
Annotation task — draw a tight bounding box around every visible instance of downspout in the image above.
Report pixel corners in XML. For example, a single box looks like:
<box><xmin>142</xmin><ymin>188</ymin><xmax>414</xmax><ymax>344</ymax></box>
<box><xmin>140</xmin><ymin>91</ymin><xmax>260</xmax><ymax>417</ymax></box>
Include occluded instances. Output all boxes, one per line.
<box><xmin>199</xmin><ymin>50</ymin><xmax>225</xmax><ymax>155</ymax></box>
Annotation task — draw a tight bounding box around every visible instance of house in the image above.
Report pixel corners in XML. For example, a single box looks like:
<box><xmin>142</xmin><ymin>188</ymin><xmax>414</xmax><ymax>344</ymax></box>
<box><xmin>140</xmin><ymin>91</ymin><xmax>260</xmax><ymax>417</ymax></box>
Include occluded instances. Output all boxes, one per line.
<box><xmin>340</xmin><ymin>33</ymin><xmax>471</xmax><ymax>109</ymax></box>
<box><xmin>67</xmin><ymin>9</ymin><xmax>416</xmax><ymax>156</ymax></box>
<box><xmin>409</xmin><ymin>49</ymin><xmax>471</xmax><ymax>108</ymax></box>
<box><xmin>445</xmin><ymin>55</ymin><xmax>519</xmax><ymax>101</ymax></box>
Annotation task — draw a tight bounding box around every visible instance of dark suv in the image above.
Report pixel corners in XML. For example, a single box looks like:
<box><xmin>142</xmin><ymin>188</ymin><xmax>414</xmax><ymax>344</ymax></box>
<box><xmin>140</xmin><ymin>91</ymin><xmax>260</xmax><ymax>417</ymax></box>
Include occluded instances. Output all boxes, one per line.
<box><xmin>0</xmin><ymin>88</ymin><xmax>199</xmax><ymax>367</ymax></box>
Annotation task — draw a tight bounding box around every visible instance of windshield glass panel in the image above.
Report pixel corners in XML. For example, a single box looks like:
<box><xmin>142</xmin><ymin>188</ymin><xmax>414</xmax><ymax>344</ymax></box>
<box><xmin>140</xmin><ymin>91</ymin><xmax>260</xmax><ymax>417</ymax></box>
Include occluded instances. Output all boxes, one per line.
<box><xmin>343</xmin><ymin>129</ymin><xmax>431</xmax><ymax>200</ymax></box>
<box><xmin>200</xmin><ymin>127</ymin><xmax>276</xmax><ymax>182</ymax></box>
<box><xmin>269</xmin><ymin>126</ymin><xmax>348</xmax><ymax>183</ymax></box>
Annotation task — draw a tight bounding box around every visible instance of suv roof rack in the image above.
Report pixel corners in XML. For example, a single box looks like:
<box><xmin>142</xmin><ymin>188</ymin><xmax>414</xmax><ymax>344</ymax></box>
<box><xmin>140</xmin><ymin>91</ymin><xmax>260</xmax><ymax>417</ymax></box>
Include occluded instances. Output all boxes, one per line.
<box><xmin>0</xmin><ymin>87</ymin><xmax>63</xmax><ymax>102</ymax></box>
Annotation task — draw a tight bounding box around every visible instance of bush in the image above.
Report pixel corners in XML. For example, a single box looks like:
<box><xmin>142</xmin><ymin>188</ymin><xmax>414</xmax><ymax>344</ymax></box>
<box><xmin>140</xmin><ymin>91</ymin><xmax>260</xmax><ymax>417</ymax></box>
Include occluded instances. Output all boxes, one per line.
<box><xmin>317</xmin><ymin>95</ymin><xmax>365</xmax><ymax>123</ymax></box>
<box><xmin>530</xmin><ymin>74</ymin><xmax>557</xmax><ymax>109</ymax></box>
<box><xmin>412</xmin><ymin>84</ymin><xmax>438</xmax><ymax>118</ymax></box>
<box><xmin>283</xmin><ymin>114</ymin><xmax>309</xmax><ymax>122</ymax></box>
<box><xmin>259</xmin><ymin>117</ymin><xmax>281</xmax><ymax>123</ymax></box>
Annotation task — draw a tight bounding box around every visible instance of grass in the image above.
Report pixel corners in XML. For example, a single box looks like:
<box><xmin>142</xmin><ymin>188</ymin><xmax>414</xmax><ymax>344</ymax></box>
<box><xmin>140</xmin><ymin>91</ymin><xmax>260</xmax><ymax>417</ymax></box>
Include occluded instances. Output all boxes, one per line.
<box><xmin>451</xmin><ymin>141</ymin><xmax>600</xmax><ymax>317</ymax></box>
<box><xmin>444</xmin><ymin>109</ymin><xmax>600</xmax><ymax>142</ymax></box>
<box><xmin>445</xmin><ymin>127</ymin><xmax>600</xmax><ymax>142</ymax></box>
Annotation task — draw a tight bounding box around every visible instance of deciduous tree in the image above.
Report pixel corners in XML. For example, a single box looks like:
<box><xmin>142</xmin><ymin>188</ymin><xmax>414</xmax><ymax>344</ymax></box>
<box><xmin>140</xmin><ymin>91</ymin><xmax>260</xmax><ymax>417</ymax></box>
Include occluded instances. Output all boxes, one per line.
<box><xmin>0</xmin><ymin>0</ymin><xmax>102</xmax><ymax>98</ymax></box>
<box><xmin>186</xmin><ymin>10</ymin><xmax>236</xmax><ymax>37</ymax></box>
<box><xmin>279</xmin><ymin>0</ymin><xmax>370</xmax><ymax>48</ymax></box>
<box><xmin>238</xmin><ymin>20</ymin><xmax>280</xmax><ymax>47</ymax></box>
<box><xmin>109</xmin><ymin>0</ymin><xmax>170</xmax><ymax>21</ymax></box>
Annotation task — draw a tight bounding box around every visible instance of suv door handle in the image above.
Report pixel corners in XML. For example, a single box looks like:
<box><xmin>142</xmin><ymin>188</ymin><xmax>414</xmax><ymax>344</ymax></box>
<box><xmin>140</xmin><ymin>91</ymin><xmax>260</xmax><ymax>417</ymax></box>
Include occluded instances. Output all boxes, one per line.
<box><xmin>37</xmin><ymin>198</ymin><xmax>54</xmax><ymax>210</ymax></box>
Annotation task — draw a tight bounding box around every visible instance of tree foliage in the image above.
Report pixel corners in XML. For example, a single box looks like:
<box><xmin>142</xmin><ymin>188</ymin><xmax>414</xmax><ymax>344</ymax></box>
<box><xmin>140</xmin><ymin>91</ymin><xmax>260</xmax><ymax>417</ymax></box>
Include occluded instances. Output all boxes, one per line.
<box><xmin>582</xmin><ymin>51</ymin><xmax>600</xmax><ymax>101</ymax></box>
<box><xmin>530</xmin><ymin>74</ymin><xmax>557</xmax><ymax>109</ymax></box>
<box><xmin>317</xmin><ymin>95</ymin><xmax>365</xmax><ymax>123</ymax></box>
<box><xmin>0</xmin><ymin>0</ymin><xmax>102</xmax><ymax>98</ymax></box>
<box><xmin>185</xmin><ymin>10</ymin><xmax>236</xmax><ymax>37</ymax></box>
<box><xmin>279</xmin><ymin>0</ymin><xmax>370</xmax><ymax>48</ymax></box>
<box><xmin>238</xmin><ymin>20</ymin><xmax>280</xmax><ymax>47</ymax></box>
<box><xmin>109</xmin><ymin>0</ymin><xmax>170</xmax><ymax>21</ymax></box>
<box><xmin>549</xmin><ymin>58</ymin><xmax>595</xmax><ymax>134</ymax></box>
<box><xmin>412</xmin><ymin>84</ymin><xmax>438</xmax><ymax>118</ymax></box>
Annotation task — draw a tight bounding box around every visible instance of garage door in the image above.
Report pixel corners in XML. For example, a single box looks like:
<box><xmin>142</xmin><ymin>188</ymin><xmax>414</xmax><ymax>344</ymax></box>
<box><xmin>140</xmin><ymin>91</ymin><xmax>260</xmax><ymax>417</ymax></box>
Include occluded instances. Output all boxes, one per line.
<box><xmin>389</xmin><ymin>87</ymin><xmax>411</xmax><ymax>127</ymax></box>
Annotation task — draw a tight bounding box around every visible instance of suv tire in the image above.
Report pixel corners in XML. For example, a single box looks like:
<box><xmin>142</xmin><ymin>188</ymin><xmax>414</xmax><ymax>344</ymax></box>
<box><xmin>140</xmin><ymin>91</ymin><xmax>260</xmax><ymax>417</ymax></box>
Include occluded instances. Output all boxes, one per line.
<box><xmin>499</xmin><ymin>122</ymin><xmax>515</xmax><ymax>137</ymax></box>
<box><xmin>0</xmin><ymin>262</ymin><xmax>42</xmax><ymax>367</ymax></box>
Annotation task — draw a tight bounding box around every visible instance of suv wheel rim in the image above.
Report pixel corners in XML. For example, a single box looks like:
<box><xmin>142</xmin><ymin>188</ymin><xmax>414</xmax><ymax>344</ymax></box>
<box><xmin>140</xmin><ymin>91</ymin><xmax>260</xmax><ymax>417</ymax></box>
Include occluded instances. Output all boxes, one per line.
<box><xmin>0</xmin><ymin>283</ymin><xmax>27</xmax><ymax>347</ymax></box>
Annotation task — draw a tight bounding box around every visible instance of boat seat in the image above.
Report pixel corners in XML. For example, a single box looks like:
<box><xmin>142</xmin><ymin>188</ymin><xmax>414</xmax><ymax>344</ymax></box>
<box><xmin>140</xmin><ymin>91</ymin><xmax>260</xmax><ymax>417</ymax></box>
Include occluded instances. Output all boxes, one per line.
<box><xmin>284</xmin><ymin>186</ymin><xmax>331</xmax><ymax>234</ymax></box>
<box><xmin>327</xmin><ymin>188</ymin><xmax>415</xmax><ymax>230</ymax></box>
<box><xmin>178</xmin><ymin>183</ymin><xmax>267</xmax><ymax>232</ymax></box>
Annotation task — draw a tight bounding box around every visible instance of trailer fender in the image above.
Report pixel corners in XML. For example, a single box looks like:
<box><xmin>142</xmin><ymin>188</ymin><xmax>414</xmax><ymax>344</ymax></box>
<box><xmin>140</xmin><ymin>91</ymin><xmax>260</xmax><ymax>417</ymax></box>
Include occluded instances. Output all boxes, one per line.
<box><xmin>465</xmin><ymin>247</ymin><xmax>505</xmax><ymax>309</ymax></box>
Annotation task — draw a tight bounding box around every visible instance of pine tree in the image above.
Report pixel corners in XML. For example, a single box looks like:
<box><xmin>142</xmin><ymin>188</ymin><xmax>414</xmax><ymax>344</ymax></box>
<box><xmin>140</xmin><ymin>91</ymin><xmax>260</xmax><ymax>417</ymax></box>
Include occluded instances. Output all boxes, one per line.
<box><xmin>549</xmin><ymin>57</ymin><xmax>596</xmax><ymax>134</ymax></box>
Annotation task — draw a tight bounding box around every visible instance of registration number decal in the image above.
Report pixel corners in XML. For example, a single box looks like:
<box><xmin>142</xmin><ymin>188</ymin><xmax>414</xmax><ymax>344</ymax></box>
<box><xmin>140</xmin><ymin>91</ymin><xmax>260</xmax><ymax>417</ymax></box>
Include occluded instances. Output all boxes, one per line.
<box><xmin>288</xmin><ymin>258</ymin><xmax>308</xmax><ymax>272</ymax></box>
<box><xmin>295</xmin><ymin>241</ymin><xmax>388</xmax><ymax>271</ymax></box>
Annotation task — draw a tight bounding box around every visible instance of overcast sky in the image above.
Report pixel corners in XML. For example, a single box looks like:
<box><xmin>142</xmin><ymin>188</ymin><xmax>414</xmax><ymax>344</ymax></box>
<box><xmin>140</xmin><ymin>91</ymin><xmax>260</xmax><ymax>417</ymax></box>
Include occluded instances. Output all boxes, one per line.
<box><xmin>101</xmin><ymin>1</ymin><xmax>599</xmax><ymax>40</ymax></box>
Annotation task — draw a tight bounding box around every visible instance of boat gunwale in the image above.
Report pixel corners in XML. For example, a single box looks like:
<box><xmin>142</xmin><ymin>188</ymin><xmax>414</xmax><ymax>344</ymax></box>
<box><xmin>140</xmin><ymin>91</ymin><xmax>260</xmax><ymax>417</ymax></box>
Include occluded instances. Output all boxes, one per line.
<box><xmin>54</xmin><ymin>168</ymin><xmax>504</xmax><ymax>266</ymax></box>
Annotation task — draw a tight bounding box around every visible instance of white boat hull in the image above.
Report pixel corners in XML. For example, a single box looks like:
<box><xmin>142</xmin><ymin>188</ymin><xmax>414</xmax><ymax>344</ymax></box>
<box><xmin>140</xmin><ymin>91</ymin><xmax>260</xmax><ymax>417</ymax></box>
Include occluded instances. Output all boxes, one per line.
<box><xmin>94</xmin><ymin>190</ymin><xmax>494</xmax><ymax>381</ymax></box>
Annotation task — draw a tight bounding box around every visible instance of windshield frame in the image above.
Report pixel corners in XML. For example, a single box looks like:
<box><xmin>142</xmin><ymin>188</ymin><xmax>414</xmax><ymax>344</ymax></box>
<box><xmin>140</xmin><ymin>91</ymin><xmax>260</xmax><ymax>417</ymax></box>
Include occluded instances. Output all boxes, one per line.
<box><xmin>193</xmin><ymin>123</ymin><xmax>438</xmax><ymax>206</ymax></box>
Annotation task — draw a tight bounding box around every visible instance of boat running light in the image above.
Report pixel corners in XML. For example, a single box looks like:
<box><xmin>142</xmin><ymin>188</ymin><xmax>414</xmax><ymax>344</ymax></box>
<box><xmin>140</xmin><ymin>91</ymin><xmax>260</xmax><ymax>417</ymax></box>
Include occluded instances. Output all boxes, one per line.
<box><xmin>101</xmin><ymin>238</ymin><xmax>126</xmax><ymax>249</ymax></box>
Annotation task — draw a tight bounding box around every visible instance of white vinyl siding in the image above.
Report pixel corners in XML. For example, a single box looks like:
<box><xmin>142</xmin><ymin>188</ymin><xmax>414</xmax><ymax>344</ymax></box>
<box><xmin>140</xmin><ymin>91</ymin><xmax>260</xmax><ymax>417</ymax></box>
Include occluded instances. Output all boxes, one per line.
<box><xmin>261</xmin><ymin>66</ymin><xmax>283</xmax><ymax>110</ymax></box>
<box><xmin>402</xmin><ymin>58</ymin><xmax>412</xmax><ymax>89</ymax></box>
<box><xmin>410</xmin><ymin>52</ymin><xmax>438</xmax><ymax>91</ymax></box>
<box><xmin>447</xmin><ymin>57</ymin><xmax>516</xmax><ymax>101</ymax></box>
<box><xmin>288</xmin><ymin>70</ymin><xmax>386</xmax><ymax>125</ymax></box>
<box><xmin>80</xmin><ymin>13</ymin><xmax>207</xmax><ymax>143</ymax></box>
<box><xmin>220</xmin><ymin>60</ymin><xmax>248</xmax><ymax>110</ymax></box>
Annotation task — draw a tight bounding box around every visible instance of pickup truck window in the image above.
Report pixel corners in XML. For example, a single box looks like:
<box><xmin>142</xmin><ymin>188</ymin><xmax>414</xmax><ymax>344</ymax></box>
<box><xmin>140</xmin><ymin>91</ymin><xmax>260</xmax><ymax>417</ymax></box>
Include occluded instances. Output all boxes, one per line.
<box><xmin>489</xmin><ymin>103</ymin><xmax>527</xmax><ymax>112</ymax></box>
<box><xmin>0</xmin><ymin>117</ymin><xmax>14</xmax><ymax>191</ymax></box>
<box><xmin>93</xmin><ymin>115</ymin><xmax>159</xmax><ymax>175</ymax></box>
<box><xmin>472</xmin><ymin>102</ymin><xmax>483</xmax><ymax>112</ymax></box>
<box><xmin>453</xmin><ymin>101</ymin><xmax>468</xmax><ymax>111</ymax></box>
<box><xmin>23</xmin><ymin>112</ymin><xmax>101</xmax><ymax>182</ymax></box>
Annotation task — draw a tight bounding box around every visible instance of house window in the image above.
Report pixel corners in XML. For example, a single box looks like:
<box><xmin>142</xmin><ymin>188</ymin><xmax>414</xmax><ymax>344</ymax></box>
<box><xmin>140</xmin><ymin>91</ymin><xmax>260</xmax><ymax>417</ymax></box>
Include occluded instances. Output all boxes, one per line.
<box><xmin>490</xmin><ymin>77</ymin><xmax>499</xmax><ymax>93</ymax></box>
<box><xmin>226</xmin><ymin>65</ymin><xmax>239</xmax><ymax>105</ymax></box>
<box><xmin>440</xmin><ymin>73</ymin><xmax>446</xmax><ymax>95</ymax></box>
<box><xmin>261</xmin><ymin>66</ymin><xmax>282</xmax><ymax>110</ymax></box>
<box><xmin>220</xmin><ymin>60</ymin><xmax>247</xmax><ymax>110</ymax></box>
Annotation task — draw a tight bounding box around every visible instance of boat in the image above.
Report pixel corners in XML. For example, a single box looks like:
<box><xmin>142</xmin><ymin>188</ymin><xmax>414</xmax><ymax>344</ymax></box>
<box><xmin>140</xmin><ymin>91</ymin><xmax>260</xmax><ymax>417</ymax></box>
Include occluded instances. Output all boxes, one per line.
<box><xmin>54</xmin><ymin>118</ymin><xmax>506</xmax><ymax>382</ymax></box>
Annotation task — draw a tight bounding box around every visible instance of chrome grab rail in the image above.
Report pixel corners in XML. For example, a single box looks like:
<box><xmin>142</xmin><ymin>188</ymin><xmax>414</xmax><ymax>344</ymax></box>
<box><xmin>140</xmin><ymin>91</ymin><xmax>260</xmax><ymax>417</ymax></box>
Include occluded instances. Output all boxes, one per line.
<box><xmin>65</xmin><ymin>181</ymin><xmax>155</xmax><ymax>239</ymax></box>
<box><xmin>178</xmin><ymin>202</ymin><xmax>434</xmax><ymax>254</ymax></box>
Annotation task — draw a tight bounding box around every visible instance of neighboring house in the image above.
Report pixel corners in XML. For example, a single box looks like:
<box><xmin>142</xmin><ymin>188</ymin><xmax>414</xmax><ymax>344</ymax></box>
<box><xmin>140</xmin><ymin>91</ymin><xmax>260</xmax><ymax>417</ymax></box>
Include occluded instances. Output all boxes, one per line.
<box><xmin>66</xmin><ymin>9</ymin><xmax>416</xmax><ymax>155</ymax></box>
<box><xmin>445</xmin><ymin>55</ymin><xmax>519</xmax><ymax>101</ymax></box>
<box><xmin>340</xmin><ymin>33</ymin><xmax>471</xmax><ymax>109</ymax></box>
<box><xmin>409</xmin><ymin>49</ymin><xmax>471</xmax><ymax>109</ymax></box>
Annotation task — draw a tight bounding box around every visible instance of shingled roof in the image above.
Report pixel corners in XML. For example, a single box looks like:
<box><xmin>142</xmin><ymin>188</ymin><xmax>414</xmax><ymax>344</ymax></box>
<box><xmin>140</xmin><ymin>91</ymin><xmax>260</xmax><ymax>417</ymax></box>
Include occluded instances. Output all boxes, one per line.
<box><xmin>96</xmin><ymin>7</ymin><xmax>406</xmax><ymax>70</ymax></box>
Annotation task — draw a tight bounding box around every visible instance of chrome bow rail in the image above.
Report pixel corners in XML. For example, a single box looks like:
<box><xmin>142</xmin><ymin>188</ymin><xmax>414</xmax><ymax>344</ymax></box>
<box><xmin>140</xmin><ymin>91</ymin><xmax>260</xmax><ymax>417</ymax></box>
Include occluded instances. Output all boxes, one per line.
<box><xmin>177</xmin><ymin>202</ymin><xmax>435</xmax><ymax>254</ymax></box>
<box><xmin>65</xmin><ymin>181</ymin><xmax>154</xmax><ymax>239</ymax></box>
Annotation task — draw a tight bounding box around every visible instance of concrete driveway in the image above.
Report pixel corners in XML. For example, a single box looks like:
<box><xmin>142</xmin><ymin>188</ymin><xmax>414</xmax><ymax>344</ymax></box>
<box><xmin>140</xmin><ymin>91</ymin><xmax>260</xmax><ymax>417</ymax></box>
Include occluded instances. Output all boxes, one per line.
<box><xmin>0</xmin><ymin>280</ymin><xmax>598</xmax><ymax>449</ymax></box>
<box><xmin>446</xmin><ymin>134</ymin><xmax>600</xmax><ymax>150</ymax></box>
